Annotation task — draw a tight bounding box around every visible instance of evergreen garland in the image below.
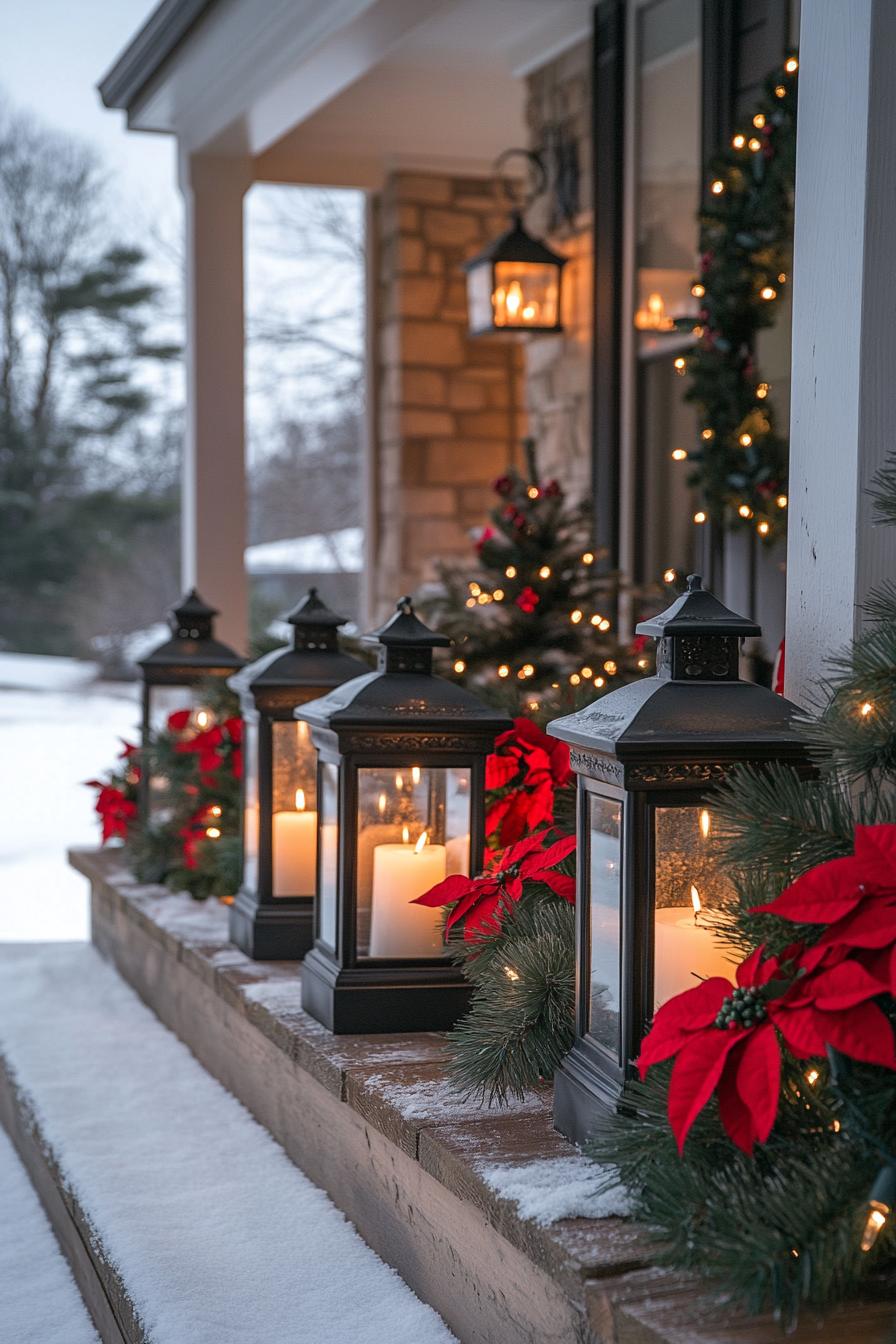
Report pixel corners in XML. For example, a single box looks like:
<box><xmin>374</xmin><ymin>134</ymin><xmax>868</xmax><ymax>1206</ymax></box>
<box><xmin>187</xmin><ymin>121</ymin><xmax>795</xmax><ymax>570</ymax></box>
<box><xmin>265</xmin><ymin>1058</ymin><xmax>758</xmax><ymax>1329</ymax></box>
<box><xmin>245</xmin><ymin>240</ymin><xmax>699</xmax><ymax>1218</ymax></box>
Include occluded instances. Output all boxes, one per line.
<box><xmin>587</xmin><ymin>457</ymin><xmax>896</xmax><ymax>1326</ymax></box>
<box><xmin>676</xmin><ymin>56</ymin><xmax>798</xmax><ymax>539</ymax></box>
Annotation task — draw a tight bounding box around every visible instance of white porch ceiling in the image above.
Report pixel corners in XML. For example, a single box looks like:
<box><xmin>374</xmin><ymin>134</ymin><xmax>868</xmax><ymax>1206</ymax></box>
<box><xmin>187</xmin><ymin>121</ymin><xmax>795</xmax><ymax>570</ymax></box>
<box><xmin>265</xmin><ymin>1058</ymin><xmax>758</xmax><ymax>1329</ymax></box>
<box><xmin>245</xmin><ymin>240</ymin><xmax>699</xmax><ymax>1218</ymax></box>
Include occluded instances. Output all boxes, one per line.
<box><xmin>114</xmin><ymin>0</ymin><xmax>592</xmax><ymax>187</ymax></box>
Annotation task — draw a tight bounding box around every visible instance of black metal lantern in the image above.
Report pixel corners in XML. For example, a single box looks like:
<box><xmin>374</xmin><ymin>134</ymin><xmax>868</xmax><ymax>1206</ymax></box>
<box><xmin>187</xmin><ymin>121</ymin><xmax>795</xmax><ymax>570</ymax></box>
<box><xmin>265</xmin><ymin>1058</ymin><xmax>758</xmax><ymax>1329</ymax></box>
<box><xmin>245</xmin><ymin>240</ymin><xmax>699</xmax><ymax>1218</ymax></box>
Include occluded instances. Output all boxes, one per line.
<box><xmin>228</xmin><ymin>588</ymin><xmax>367</xmax><ymax>961</ymax></box>
<box><xmin>296</xmin><ymin>596</ymin><xmax>511</xmax><ymax>1034</ymax></box>
<box><xmin>138</xmin><ymin>589</ymin><xmax>244</xmax><ymax>823</ymax></box>
<box><xmin>546</xmin><ymin>575</ymin><xmax>810</xmax><ymax>1143</ymax></box>
<box><xmin>464</xmin><ymin>150</ymin><xmax>567</xmax><ymax>336</ymax></box>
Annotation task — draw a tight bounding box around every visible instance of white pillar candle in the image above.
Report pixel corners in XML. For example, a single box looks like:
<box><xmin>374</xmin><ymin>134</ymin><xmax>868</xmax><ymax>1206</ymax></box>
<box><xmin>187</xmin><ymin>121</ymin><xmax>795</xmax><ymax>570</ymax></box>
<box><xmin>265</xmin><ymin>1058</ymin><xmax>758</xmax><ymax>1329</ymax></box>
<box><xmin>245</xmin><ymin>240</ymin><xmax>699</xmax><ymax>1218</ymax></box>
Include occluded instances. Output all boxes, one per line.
<box><xmin>445</xmin><ymin>832</ymin><xmax>471</xmax><ymax>876</ymax></box>
<box><xmin>272</xmin><ymin>789</ymin><xmax>317</xmax><ymax>896</ymax></box>
<box><xmin>653</xmin><ymin>887</ymin><xmax>733</xmax><ymax>1009</ymax></box>
<box><xmin>369</xmin><ymin>832</ymin><xmax>447</xmax><ymax>957</ymax></box>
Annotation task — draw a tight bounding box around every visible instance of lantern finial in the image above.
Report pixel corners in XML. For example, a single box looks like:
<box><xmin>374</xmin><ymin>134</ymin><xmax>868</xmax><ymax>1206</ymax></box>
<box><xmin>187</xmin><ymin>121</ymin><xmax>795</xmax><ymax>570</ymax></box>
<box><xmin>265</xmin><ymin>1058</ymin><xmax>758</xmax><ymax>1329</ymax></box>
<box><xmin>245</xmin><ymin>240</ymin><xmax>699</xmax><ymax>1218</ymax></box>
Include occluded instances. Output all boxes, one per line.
<box><xmin>286</xmin><ymin>587</ymin><xmax>346</xmax><ymax>651</ymax></box>
<box><xmin>636</xmin><ymin>575</ymin><xmax>760</xmax><ymax>682</ymax></box>
<box><xmin>365</xmin><ymin>595</ymin><xmax>451</xmax><ymax>674</ymax></box>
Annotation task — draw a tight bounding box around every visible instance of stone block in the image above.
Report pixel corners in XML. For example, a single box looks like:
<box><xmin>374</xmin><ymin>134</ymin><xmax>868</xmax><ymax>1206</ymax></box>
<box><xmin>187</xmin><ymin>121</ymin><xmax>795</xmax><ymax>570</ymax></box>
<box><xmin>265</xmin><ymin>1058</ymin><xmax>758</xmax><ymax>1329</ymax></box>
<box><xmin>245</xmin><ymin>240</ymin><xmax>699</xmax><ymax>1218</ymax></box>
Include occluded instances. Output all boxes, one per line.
<box><xmin>421</xmin><ymin>209</ymin><xmax>481</xmax><ymax>248</ymax></box>
<box><xmin>457</xmin><ymin>410</ymin><xmax>512</xmax><ymax>440</ymax></box>
<box><xmin>392</xmin><ymin>319</ymin><xmax>466</xmax><ymax>368</ymax></box>
<box><xmin>425</xmin><ymin>439</ymin><xmax>507</xmax><ymax>485</ymax></box>
<box><xmin>399</xmin><ymin>486</ymin><xmax>459</xmax><ymax>517</ymax></box>
<box><xmin>447</xmin><ymin>376</ymin><xmax>488</xmax><ymax>411</ymax></box>
<box><xmin>400</xmin><ymin>368</ymin><xmax>448</xmax><ymax>407</ymax></box>
<box><xmin>394</xmin><ymin>174</ymin><xmax>453</xmax><ymax>205</ymax></box>
<box><xmin>395</xmin><ymin>233</ymin><xmax>425</xmax><ymax>273</ymax></box>
<box><xmin>394</xmin><ymin>275</ymin><xmax>444</xmax><ymax>319</ymax></box>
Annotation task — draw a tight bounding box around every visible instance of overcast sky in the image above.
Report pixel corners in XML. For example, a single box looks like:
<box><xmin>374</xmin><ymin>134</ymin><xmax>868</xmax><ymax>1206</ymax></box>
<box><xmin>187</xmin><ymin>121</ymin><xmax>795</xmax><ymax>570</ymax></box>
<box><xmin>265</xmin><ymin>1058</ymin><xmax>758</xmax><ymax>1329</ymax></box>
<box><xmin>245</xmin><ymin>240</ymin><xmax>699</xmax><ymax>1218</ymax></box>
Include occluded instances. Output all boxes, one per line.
<box><xmin>1</xmin><ymin>0</ymin><xmax>177</xmax><ymax>232</ymax></box>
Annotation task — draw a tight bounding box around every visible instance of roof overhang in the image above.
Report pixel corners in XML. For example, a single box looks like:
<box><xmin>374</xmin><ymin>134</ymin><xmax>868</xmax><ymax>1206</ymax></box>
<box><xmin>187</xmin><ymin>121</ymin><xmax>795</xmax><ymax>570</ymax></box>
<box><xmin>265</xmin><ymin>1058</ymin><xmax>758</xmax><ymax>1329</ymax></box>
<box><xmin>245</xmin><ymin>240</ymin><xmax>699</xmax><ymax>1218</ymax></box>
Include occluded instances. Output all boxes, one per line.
<box><xmin>98</xmin><ymin>0</ymin><xmax>592</xmax><ymax>187</ymax></box>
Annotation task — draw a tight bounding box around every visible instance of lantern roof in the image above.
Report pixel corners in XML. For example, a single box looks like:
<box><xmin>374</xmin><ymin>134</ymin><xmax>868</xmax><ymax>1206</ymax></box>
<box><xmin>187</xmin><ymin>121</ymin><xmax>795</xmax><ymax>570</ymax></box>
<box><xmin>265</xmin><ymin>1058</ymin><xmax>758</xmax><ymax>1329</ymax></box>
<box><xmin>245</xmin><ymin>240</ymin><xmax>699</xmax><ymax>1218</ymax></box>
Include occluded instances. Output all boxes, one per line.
<box><xmin>296</xmin><ymin>596</ymin><xmax>510</xmax><ymax>736</ymax></box>
<box><xmin>138</xmin><ymin>588</ymin><xmax>245</xmax><ymax>673</ymax></box>
<box><xmin>463</xmin><ymin>212</ymin><xmax>568</xmax><ymax>272</ymax></box>
<box><xmin>548</xmin><ymin>577</ymin><xmax>806</xmax><ymax>768</ymax></box>
<box><xmin>636</xmin><ymin>574</ymin><xmax>761</xmax><ymax>639</ymax></box>
<box><xmin>230</xmin><ymin>587</ymin><xmax>367</xmax><ymax>702</ymax></box>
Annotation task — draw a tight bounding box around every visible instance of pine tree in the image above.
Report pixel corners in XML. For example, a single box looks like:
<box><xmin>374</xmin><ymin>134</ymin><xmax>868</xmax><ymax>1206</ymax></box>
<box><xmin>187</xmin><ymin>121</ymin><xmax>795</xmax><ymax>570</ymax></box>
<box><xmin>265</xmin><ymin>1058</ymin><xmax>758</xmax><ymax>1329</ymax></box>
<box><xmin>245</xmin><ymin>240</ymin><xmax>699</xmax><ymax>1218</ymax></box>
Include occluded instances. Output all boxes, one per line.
<box><xmin>428</xmin><ymin>440</ymin><xmax>649</xmax><ymax>716</ymax></box>
<box><xmin>587</xmin><ymin>458</ymin><xmax>896</xmax><ymax>1326</ymax></box>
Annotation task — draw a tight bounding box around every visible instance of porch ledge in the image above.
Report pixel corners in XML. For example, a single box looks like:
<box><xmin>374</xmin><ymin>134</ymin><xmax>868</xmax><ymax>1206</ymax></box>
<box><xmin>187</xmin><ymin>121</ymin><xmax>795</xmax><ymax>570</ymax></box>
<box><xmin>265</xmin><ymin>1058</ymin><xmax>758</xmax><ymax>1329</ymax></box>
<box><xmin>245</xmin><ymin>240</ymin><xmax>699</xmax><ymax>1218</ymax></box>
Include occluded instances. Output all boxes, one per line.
<box><xmin>71</xmin><ymin>847</ymin><xmax>895</xmax><ymax>1344</ymax></box>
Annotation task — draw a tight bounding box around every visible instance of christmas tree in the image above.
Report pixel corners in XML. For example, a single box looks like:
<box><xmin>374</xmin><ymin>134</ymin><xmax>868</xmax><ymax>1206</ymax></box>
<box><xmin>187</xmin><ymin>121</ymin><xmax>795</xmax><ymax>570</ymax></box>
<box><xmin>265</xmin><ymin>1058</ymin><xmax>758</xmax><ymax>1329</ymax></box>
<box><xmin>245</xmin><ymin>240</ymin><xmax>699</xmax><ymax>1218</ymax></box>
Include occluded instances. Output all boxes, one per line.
<box><xmin>587</xmin><ymin>457</ymin><xmax>896</xmax><ymax>1325</ymax></box>
<box><xmin>428</xmin><ymin>440</ymin><xmax>649</xmax><ymax>716</ymax></box>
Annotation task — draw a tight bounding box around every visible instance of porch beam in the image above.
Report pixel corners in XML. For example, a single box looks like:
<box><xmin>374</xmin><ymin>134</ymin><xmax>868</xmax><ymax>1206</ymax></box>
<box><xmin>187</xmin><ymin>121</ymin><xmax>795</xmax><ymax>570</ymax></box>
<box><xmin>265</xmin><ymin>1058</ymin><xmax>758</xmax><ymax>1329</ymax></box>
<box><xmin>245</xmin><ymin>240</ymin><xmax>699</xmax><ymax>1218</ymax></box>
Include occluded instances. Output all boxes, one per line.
<box><xmin>785</xmin><ymin>0</ymin><xmax>896</xmax><ymax>704</ymax></box>
<box><xmin>179</xmin><ymin>152</ymin><xmax>252</xmax><ymax>652</ymax></box>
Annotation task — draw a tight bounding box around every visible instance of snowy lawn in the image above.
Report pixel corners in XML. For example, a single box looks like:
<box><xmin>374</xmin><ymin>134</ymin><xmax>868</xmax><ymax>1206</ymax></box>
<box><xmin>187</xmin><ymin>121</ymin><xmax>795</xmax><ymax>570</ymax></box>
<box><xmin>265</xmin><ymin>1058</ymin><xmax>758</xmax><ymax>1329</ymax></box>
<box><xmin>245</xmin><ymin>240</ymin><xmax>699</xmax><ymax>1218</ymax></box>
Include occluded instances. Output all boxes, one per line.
<box><xmin>0</xmin><ymin>943</ymin><xmax>456</xmax><ymax>1344</ymax></box>
<box><xmin>0</xmin><ymin>1127</ymin><xmax>99</xmax><ymax>1344</ymax></box>
<box><xmin>0</xmin><ymin>668</ymin><xmax>139</xmax><ymax>941</ymax></box>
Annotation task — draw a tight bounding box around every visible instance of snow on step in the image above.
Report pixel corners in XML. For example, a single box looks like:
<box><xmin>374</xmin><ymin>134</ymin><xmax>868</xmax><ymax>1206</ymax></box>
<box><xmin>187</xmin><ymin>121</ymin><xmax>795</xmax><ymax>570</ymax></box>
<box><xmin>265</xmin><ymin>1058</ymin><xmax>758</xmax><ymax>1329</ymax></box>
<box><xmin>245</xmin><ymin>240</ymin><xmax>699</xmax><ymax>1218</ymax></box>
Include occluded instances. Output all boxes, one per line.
<box><xmin>0</xmin><ymin>1126</ymin><xmax>100</xmax><ymax>1344</ymax></box>
<box><xmin>0</xmin><ymin>944</ymin><xmax>456</xmax><ymax>1344</ymax></box>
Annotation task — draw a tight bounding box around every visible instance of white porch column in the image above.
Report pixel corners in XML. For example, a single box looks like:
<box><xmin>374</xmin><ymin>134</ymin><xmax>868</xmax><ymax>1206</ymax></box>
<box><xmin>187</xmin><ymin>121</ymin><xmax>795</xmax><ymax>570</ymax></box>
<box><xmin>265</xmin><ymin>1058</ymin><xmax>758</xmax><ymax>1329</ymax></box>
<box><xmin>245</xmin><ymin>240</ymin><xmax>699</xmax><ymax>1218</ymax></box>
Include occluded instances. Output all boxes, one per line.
<box><xmin>179</xmin><ymin>152</ymin><xmax>252</xmax><ymax>652</ymax></box>
<box><xmin>785</xmin><ymin>0</ymin><xmax>896</xmax><ymax>705</ymax></box>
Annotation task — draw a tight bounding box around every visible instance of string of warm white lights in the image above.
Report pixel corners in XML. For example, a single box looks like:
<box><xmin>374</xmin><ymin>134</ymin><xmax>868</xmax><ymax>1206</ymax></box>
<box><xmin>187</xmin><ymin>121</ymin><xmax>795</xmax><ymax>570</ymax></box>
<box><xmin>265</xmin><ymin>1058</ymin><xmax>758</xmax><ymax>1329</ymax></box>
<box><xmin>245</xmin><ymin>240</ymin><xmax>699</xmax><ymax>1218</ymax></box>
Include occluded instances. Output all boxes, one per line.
<box><xmin>667</xmin><ymin>56</ymin><xmax>798</xmax><ymax>541</ymax></box>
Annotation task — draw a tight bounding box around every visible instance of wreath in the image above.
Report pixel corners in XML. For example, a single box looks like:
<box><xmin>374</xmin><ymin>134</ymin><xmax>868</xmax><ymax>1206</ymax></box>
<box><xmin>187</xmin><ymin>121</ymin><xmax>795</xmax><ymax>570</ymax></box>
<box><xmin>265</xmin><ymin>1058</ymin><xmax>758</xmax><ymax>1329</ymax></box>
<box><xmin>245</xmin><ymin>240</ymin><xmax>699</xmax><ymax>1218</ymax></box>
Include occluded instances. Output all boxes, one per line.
<box><xmin>675</xmin><ymin>55</ymin><xmax>798</xmax><ymax>540</ymax></box>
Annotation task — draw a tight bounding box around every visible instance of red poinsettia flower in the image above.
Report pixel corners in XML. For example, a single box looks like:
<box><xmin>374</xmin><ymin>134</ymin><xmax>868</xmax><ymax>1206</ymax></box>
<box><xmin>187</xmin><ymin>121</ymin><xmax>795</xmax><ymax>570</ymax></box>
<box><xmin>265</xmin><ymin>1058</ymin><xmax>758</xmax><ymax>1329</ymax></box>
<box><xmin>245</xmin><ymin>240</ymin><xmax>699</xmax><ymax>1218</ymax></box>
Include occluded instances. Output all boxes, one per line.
<box><xmin>639</xmin><ymin>941</ymin><xmax>896</xmax><ymax>1155</ymax></box>
<box><xmin>412</xmin><ymin>832</ymin><xmax>576</xmax><ymax>940</ymax></box>
<box><xmin>223</xmin><ymin>716</ymin><xmax>243</xmax><ymax>745</ymax></box>
<box><xmin>92</xmin><ymin>784</ymin><xmax>138</xmax><ymax>843</ymax></box>
<box><xmin>515</xmin><ymin>586</ymin><xmax>540</xmax><ymax>614</ymax></box>
<box><xmin>167</xmin><ymin>708</ymin><xmax>193</xmax><ymax>732</ymax></box>
<box><xmin>486</xmin><ymin>717</ymin><xmax>572</xmax><ymax>848</ymax></box>
<box><xmin>753</xmin><ymin>825</ymin><xmax>896</xmax><ymax>925</ymax></box>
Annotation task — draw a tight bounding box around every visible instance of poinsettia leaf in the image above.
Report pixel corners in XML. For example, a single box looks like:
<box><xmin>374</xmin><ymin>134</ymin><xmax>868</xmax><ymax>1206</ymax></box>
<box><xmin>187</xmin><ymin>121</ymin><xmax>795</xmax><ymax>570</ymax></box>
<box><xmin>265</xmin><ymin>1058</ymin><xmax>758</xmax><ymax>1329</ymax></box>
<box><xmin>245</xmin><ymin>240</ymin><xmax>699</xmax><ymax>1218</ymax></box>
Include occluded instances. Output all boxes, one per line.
<box><xmin>485</xmin><ymin>755</ymin><xmax>519</xmax><ymax>791</ymax></box>
<box><xmin>412</xmin><ymin>873</ymin><xmax>476</xmax><ymax>910</ymax></box>
<box><xmin>531</xmin><ymin>869</ymin><xmax>576</xmax><ymax>901</ymax></box>
<box><xmin>717</xmin><ymin>1053</ymin><xmax>758</xmax><ymax>1154</ymax></box>
<box><xmin>853</xmin><ymin>824</ymin><xmax>896</xmax><ymax>879</ymax></box>
<box><xmin>820</xmin><ymin>1001</ymin><xmax>896</xmax><ymax>1069</ymax></box>
<box><xmin>807</xmin><ymin>960</ymin><xmax>890</xmax><ymax>1010</ymax></box>
<box><xmin>668</xmin><ymin>1031</ymin><xmax>742</xmax><ymax>1153</ymax></box>
<box><xmin>753</xmin><ymin>856</ymin><xmax>866</xmax><ymax>924</ymax></box>
<box><xmin>774</xmin><ymin>1005</ymin><xmax>828</xmax><ymax>1059</ymax></box>
<box><xmin>817</xmin><ymin>898</ymin><xmax>896</xmax><ymax>951</ymax></box>
<box><xmin>735</xmin><ymin>1022</ymin><xmax>780</xmax><ymax>1147</ymax></box>
<box><xmin>536</xmin><ymin>832</ymin><xmax>577</xmax><ymax>869</ymax></box>
<box><xmin>736</xmin><ymin>945</ymin><xmax>766</xmax><ymax>987</ymax></box>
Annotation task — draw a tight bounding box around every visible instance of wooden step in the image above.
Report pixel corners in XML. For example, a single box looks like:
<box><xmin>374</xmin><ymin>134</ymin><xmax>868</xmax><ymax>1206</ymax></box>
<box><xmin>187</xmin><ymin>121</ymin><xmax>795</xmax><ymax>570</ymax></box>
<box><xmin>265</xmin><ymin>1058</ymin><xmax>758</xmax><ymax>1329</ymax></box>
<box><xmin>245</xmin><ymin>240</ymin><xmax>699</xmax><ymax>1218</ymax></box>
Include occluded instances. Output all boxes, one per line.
<box><xmin>70</xmin><ymin>848</ymin><xmax>896</xmax><ymax>1344</ymax></box>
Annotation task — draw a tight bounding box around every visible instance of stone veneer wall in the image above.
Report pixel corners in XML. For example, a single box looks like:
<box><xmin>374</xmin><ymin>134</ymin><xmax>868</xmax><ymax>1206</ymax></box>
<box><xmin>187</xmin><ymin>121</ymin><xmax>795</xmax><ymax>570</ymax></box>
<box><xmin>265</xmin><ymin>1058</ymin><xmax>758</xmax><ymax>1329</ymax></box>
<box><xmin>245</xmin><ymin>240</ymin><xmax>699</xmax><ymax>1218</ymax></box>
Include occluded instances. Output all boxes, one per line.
<box><xmin>522</xmin><ymin>39</ymin><xmax>594</xmax><ymax>502</ymax></box>
<box><xmin>369</xmin><ymin>172</ymin><xmax>527</xmax><ymax>619</ymax></box>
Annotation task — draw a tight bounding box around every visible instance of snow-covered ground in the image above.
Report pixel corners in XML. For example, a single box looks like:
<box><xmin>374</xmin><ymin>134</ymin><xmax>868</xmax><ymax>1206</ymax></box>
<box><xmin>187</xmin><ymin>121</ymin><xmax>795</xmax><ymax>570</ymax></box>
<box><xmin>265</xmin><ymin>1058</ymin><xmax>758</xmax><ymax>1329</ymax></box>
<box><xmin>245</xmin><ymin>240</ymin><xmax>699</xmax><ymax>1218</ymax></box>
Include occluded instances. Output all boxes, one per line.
<box><xmin>0</xmin><ymin>943</ymin><xmax>456</xmax><ymax>1344</ymax></box>
<box><xmin>0</xmin><ymin>660</ymin><xmax>139</xmax><ymax>941</ymax></box>
<box><xmin>0</xmin><ymin>1127</ymin><xmax>100</xmax><ymax>1344</ymax></box>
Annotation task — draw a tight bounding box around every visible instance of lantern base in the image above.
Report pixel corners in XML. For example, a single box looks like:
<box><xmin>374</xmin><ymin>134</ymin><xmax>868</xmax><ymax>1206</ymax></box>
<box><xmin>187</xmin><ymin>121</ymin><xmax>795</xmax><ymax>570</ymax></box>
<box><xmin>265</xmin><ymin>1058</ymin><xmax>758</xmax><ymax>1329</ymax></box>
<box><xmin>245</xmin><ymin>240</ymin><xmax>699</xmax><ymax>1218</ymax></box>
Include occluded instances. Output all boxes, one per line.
<box><xmin>229</xmin><ymin>890</ymin><xmax>314</xmax><ymax>961</ymax></box>
<box><xmin>552</xmin><ymin>1043</ymin><xmax>622</xmax><ymax>1146</ymax></box>
<box><xmin>301</xmin><ymin>947</ymin><xmax>471</xmax><ymax>1034</ymax></box>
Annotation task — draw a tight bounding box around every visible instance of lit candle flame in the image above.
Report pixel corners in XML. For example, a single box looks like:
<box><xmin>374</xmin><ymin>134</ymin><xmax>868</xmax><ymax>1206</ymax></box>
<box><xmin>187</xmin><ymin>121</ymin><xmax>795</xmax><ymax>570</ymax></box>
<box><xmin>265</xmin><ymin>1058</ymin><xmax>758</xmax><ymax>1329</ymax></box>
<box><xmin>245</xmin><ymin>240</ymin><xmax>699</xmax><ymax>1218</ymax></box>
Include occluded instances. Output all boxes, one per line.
<box><xmin>395</xmin><ymin>773</ymin><xmax>404</xmax><ymax>791</ymax></box>
<box><xmin>378</xmin><ymin>792</ymin><xmax>387</xmax><ymax>815</ymax></box>
<box><xmin>414</xmin><ymin>831</ymin><xmax>428</xmax><ymax>854</ymax></box>
<box><xmin>402</xmin><ymin>825</ymin><xmax>410</xmax><ymax>845</ymax></box>
<box><xmin>691</xmin><ymin>885</ymin><xmax>701</xmax><ymax>921</ymax></box>
<box><xmin>411</xmin><ymin>765</ymin><xmax>421</xmax><ymax>786</ymax></box>
<box><xmin>861</xmin><ymin>1205</ymin><xmax>888</xmax><ymax>1252</ymax></box>
<box><xmin>700</xmin><ymin>809</ymin><xmax>711</xmax><ymax>839</ymax></box>
<box><xmin>505</xmin><ymin>281</ymin><xmax>522</xmax><ymax>317</ymax></box>
<box><xmin>295</xmin><ymin>789</ymin><xmax>305</xmax><ymax>811</ymax></box>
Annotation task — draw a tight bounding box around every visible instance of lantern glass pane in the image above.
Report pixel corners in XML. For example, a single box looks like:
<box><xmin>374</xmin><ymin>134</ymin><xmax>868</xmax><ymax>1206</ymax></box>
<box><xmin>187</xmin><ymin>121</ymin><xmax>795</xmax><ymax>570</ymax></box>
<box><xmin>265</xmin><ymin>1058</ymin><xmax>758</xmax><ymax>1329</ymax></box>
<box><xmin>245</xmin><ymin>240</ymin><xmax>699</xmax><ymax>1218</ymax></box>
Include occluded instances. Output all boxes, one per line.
<box><xmin>318</xmin><ymin>761</ymin><xmax>340</xmax><ymax>950</ymax></box>
<box><xmin>148</xmin><ymin>684</ymin><xmax>200</xmax><ymax>733</ymax></box>
<box><xmin>356</xmin><ymin>765</ymin><xmax>471</xmax><ymax>959</ymax></box>
<box><xmin>271</xmin><ymin>720</ymin><xmax>318</xmax><ymax>898</ymax></box>
<box><xmin>588</xmin><ymin>793</ymin><xmax>623</xmax><ymax>1054</ymax></box>
<box><xmin>653</xmin><ymin>806</ymin><xmax>735</xmax><ymax>1009</ymax></box>
<box><xmin>466</xmin><ymin>261</ymin><xmax>494</xmax><ymax>332</ymax></box>
<box><xmin>243</xmin><ymin>717</ymin><xmax>259</xmax><ymax>891</ymax></box>
<box><xmin>493</xmin><ymin>261</ymin><xmax>560</xmax><ymax>329</ymax></box>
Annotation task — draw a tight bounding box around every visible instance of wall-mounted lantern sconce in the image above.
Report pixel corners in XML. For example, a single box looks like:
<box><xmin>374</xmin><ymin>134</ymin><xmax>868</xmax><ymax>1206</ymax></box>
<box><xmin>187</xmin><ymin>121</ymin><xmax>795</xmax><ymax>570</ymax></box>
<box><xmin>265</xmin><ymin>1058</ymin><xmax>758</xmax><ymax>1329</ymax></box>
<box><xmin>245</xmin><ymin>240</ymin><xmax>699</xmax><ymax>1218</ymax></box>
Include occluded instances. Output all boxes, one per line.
<box><xmin>464</xmin><ymin>149</ymin><xmax>567</xmax><ymax>337</ymax></box>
